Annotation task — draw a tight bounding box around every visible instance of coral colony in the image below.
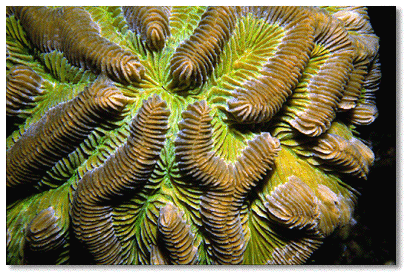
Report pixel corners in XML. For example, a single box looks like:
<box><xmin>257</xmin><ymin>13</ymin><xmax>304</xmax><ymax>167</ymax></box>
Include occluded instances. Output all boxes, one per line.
<box><xmin>6</xmin><ymin>7</ymin><xmax>380</xmax><ymax>264</ymax></box>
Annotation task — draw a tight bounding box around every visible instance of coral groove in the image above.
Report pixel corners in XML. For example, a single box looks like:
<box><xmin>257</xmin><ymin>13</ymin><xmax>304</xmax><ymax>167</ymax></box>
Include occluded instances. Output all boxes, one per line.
<box><xmin>6</xmin><ymin>64</ymin><xmax>43</xmax><ymax>117</ymax></box>
<box><xmin>175</xmin><ymin>100</ymin><xmax>280</xmax><ymax>264</ymax></box>
<box><xmin>227</xmin><ymin>7</ymin><xmax>314</xmax><ymax>124</ymax></box>
<box><xmin>24</xmin><ymin>207</ymin><xmax>67</xmax><ymax>264</ymax></box>
<box><xmin>170</xmin><ymin>7</ymin><xmax>240</xmax><ymax>90</ymax></box>
<box><xmin>264</xmin><ymin>175</ymin><xmax>354</xmax><ymax>264</ymax></box>
<box><xmin>6</xmin><ymin>78</ymin><xmax>128</xmax><ymax>191</ymax></box>
<box><xmin>310</xmin><ymin>133</ymin><xmax>374</xmax><ymax>179</ymax></box>
<box><xmin>11</xmin><ymin>6</ymin><xmax>144</xmax><ymax>84</ymax></box>
<box><xmin>123</xmin><ymin>6</ymin><xmax>171</xmax><ymax>52</ymax></box>
<box><xmin>265</xmin><ymin>176</ymin><xmax>321</xmax><ymax>233</ymax></box>
<box><xmin>71</xmin><ymin>95</ymin><xmax>170</xmax><ymax>264</ymax></box>
<box><xmin>287</xmin><ymin>8</ymin><xmax>354</xmax><ymax>137</ymax></box>
<box><xmin>334</xmin><ymin>6</ymin><xmax>380</xmax><ymax>110</ymax></box>
<box><xmin>157</xmin><ymin>203</ymin><xmax>199</xmax><ymax>264</ymax></box>
<box><xmin>348</xmin><ymin>57</ymin><xmax>381</xmax><ymax>125</ymax></box>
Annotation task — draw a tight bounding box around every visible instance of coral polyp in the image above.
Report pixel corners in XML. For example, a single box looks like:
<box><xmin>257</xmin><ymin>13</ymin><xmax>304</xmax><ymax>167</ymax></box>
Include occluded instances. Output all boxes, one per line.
<box><xmin>6</xmin><ymin>6</ymin><xmax>380</xmax><ymax>265</ymax></box>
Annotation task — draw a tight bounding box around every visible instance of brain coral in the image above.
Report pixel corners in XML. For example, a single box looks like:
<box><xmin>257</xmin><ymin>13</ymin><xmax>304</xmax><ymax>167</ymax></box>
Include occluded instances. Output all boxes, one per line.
<box><xmin>6</xmin><ymin>6</ymin><xmax>381</xmax><ymax>265</ymax></box>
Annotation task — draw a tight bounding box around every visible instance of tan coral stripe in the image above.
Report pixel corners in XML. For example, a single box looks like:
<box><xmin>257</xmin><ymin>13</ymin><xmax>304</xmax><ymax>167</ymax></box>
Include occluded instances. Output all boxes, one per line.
<box><xmin>71</xmin><ymin>96</ymin><xmax>169</xmax><ymax>264</ymax></box>
<box><xmin>6</xmin><ymin>79</ymin><xmax>128</xmax><ymax>189</ymax></box>
<box><xmin>289</xmin><ymin>8</ymin><xmax>354</xmax><ymax>137</ymax></box>
<box><xmin>13</xmin><ymin>6</ymin><xmax>144</xmax><ymax>84</ymax></box>
<box><xmin>157</xmin><ymin>203</ymin><xmax>199</xmax><ymax>264</ymax></box>
<box><xmin>122</xmin><ymin>7</ymin><xmax>171</xmax><ymax>52</ymax></box>
<box><xmin>227</xmin><ymin>7</ymin><xmax>314</xmax><ymax>124</ymax></box>
<box><xmin>6</xmin><ymin>65</ymin><xmax>43</xmax><ymax>117</ymax></box>
<box><xmin>170</xmin><ymin>7</ymin><xmax>240</xmax><ymax>90</ymax></box>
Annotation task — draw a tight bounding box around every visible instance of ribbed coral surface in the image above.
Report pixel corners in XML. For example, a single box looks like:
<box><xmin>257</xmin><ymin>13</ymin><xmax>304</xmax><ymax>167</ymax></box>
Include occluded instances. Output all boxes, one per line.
<box><xmin>6</xmin><ymin>6</ymin><xmax>380</xmax><ymax>265</ymax></box>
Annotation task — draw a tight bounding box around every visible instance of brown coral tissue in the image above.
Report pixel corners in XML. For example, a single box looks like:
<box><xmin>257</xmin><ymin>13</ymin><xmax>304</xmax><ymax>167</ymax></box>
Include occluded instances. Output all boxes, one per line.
<box><xmin>6</xmin><ymin>6</ymin><xmax>394</xmax><ymax>265</ymax></box>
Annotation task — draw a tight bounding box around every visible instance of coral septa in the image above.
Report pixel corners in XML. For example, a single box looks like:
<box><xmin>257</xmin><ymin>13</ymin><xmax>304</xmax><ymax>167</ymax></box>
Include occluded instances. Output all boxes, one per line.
<box><xmin>71</xmin><ymin>95</ymin><xmax>169</xmax><ymax>264</ymax></box>
<box><xmin>6</xmin><ymin>78</ymin><xmax>129</xmax><ymax>192</ymax></box>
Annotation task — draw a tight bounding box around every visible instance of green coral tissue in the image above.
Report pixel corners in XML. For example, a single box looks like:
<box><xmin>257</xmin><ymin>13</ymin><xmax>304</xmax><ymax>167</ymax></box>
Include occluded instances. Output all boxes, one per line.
<box><xmin>6</xmin><ymin>6</ymin><xmax>381</xmax><ymax>265</ymax></box>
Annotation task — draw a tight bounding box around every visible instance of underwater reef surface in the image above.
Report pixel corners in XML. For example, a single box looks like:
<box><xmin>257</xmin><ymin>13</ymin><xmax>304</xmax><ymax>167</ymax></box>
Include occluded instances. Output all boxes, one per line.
<box><xmin>308</xmin><ymin>6</ymin><xmax>396</xmax><ymax>264</ymax></box>
<box><xmin>6</xmin><ymin>6</ymin><xmax>382</xmax><ymax>265</ymax></box>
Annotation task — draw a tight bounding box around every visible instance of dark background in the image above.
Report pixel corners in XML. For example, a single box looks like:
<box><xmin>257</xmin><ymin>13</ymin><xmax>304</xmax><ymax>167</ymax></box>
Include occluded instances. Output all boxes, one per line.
<box><xmin>308</xmin><ymin>6</ymin><xmax>397</xmax><ymax>265</ymax></box>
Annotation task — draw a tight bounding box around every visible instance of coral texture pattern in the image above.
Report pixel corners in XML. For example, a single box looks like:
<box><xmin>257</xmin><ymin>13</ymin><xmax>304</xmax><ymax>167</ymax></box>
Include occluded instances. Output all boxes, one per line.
<box><xmin>6</xmin><ymin>6</ymin><xmax>380</xmax><ymax>265</ymax></box>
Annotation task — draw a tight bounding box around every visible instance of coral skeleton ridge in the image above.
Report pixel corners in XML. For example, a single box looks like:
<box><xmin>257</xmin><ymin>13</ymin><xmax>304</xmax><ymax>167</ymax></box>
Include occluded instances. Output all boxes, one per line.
<box><xmin>6</xmin><ymin>6</ymin><xmax>380</xmax><ymax>265</ymax></box>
